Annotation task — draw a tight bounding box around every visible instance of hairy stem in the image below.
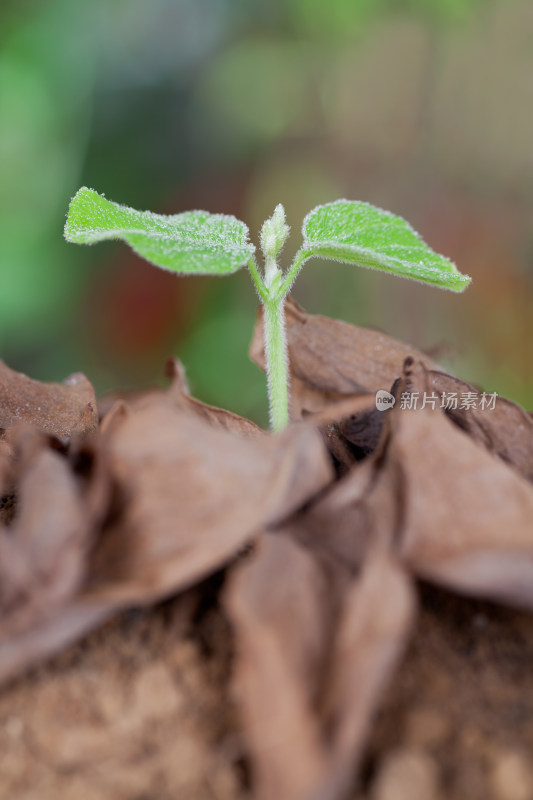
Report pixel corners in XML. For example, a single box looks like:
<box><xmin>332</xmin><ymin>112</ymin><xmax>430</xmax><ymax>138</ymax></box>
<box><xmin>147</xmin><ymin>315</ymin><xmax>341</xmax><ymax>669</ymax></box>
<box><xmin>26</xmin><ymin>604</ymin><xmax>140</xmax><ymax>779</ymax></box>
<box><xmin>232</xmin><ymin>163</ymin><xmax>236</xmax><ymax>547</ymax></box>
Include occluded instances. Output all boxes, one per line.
<box><xmin>263</xmin><ymin>292</ymin><xmax>289</xmax><ymax>431</ymax></box>
<box><xmin>247</xmin><ymin>256</ymin><xmax>267</xmax><ymax>300</ymax></box>
<box><xmin>280</xmin><ymin>246</ymin><xmax>312</xmax><ymax>296</ymax></box>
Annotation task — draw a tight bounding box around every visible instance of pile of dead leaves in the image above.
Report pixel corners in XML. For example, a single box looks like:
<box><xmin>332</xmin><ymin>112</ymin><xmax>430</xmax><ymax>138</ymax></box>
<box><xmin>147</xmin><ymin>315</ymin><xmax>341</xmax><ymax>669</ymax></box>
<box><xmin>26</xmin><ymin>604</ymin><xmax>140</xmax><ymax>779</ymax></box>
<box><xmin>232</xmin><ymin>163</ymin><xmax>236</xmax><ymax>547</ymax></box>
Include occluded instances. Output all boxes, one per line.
<box><xmin>1</xmin><ymin>299</ymin><xmax>533</xmax><ymax>800</ymax></box>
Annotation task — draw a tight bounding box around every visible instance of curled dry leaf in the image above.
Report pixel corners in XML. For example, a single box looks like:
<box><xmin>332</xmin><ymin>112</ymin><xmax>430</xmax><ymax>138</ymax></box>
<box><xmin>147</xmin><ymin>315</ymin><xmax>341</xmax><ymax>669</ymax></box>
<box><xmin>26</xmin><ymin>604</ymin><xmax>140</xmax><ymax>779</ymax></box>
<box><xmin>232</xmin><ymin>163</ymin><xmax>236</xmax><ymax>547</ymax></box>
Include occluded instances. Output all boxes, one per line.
<box><xmin>298</xmin><ymin>395</ymin><xmax>379</xmax><ymax>476</ymax></box>
<box><xmin>89</xmin><ymin>393</ymin><xmax>333</xmax><ymax>604</ymax></box>
<box><xmin>278</xmin><ymin>462</ymin><xmax>371</xmax><ymax>575</ymax></box>
<box><xmin>99</xmin><ymin>357</ymin><xmax>263</xmax><ymax>439</ymax></box>
<box><xmin>0</xmin><ymin>435</ymin><xmax>89</xmax><ymax>639</ymax></box>
<box><xmin>397</xmin><ymin>360</ymin><xmax>533</xmax><ymax>482</ymax></box>
<box><xmin>0</xmin><ymin>362</ymin><xmax>98</xmax><ymax>440</ymax></box>
<box><xmin>0</xmin><ymin>599</ymin><xmax>113</xmax><ymax>689</ymax></box>
<box><xmin>313</xmin><ymin>553</ymin><xmax>415</xmax><ymax>800</ymax></box>
<box><xmin>224</xmin><ymin>534</ymin><xmax>330</xmax><ymax>800</ymax></box>
<box><xmin>224</xmin><ymin>535</ymin><xmax>415</xmax><ymax>800</ymax></box>
<box><xmin>381</xmin><ymin>397</ymin><xmax>533</xmax><ymax>610</ymax></box>
<box><xmin>0</xmin><ymin>358</ymin><xmax>332</xmax><ymax>684</ymax></box>
<box><xmin>279</xmin><ymin>449</ymin><xmax>402</xmax><ymax>577</ymax></box>
<box><xmin>0</xmin><ymin>428</ymin><xmax>109</xmax><ymax>685</ymax></box>
<box><xmin>164</xmin><ymin>356</ymin><xmax>263</xmax><ymax>437</ymax></box>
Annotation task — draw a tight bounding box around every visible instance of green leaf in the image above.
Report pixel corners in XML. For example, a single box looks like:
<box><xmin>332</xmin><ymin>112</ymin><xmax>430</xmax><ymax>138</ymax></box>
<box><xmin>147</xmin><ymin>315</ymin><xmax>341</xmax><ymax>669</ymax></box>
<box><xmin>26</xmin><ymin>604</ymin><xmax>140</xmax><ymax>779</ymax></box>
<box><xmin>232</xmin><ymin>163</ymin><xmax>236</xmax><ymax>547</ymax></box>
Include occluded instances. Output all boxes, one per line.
<box><xmin>302</xmin><ymin>200</ymin><xmax>471</xmax><ymax>292</ymax></box>
<box><xmin>64</xmin><ymin>187</ymin><xmax>254</xmax><ymax>275</ymax></box>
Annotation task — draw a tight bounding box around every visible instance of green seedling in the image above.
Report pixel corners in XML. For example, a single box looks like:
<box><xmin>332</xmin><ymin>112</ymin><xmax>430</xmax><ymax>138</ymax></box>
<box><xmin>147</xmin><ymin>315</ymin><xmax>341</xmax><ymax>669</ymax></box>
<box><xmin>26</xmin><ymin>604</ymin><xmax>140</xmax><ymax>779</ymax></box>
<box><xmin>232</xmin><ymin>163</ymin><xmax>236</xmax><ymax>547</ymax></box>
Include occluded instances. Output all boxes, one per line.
<box><xmin>64</xmin><ymin>189</ymin><xmax>471</xmax><ymax>430</ymax></box>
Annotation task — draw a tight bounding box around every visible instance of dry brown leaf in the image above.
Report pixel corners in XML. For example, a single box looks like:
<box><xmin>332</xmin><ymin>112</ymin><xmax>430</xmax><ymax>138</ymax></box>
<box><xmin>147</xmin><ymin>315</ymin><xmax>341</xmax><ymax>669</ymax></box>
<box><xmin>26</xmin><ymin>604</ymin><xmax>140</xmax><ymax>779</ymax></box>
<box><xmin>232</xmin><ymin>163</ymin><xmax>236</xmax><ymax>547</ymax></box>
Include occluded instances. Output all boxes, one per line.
<box><xmin>278</xmin><ymin>411</ymin><xmax>404</xmax><ymax>575</ymax></box>
<box><xmin>336</xmin><ymin>406</ymin><xmax>388</xmax><ymax>461</ymax></box>
<box><xmin>0</xmin><ymin>427</ymin><xmax>117</xmax><ymax>684</ymax></box>
<box><xmin>300</xmin><ymin>396</ymin><xmax>377</xmax><ymax>429</ymax></box>
<box><xmin>224</xmin><ymin>534</ymin><xmax>331</xmax><ymax>800</ymax></box>
<box><xmin>0</xmin><ymin>435</ymin><xmax>91</xmax><ymax>640</ymax></box>
<box><xmin>299</xmin><ymin>395</ymin><xmax>380</xmax><ymax>475</ymax></box>
<box><xmin>225</xmin><ymin>535</ymin><xmax>415</xmax><ymax>800</ymax></box>
<box><xmin>312</xmin><ymin>553</ymin><xmax>416</xmax><ymax>800</ymax></box>
<box><xmin>382</xmin><ymin>400</ymin><xmax>533</xmax><ymax>609</ymax></box>
<box><xmin>88</xmin><ymin>394</ymin><xmax>333</xmax><ymax>604</ymax></box>
<box><xmin>398</xmin><ymin>361</ymin><xmax>533</xmax><ymax>482</ymax></box>
<box><xmin>164</xmin><ymin>357</ymin><xmax>263</xmax><ymax>437</ymax></box>
<box><xmin>0</xmin><ymin>362</ymin><xmax>98</xmax><ymax>440</ymax></box>
<box><xmin>0</xmin><ymin>600</ymin><xmax>114</xmax><ymax>688</ymax></box>
<box><xmin>279</xmin><ymin>460</ymin><xmax>381</xmax><ymax>573</ymax></box>
<box><xmin>0</xmin><ymin>379</ymin><xmax>332</xmax><ymax>684</ymax></box>
<box><xmin>99</xmin><ymin>357</ymin><xmax>263</xmax><ymax>438</ymax></box>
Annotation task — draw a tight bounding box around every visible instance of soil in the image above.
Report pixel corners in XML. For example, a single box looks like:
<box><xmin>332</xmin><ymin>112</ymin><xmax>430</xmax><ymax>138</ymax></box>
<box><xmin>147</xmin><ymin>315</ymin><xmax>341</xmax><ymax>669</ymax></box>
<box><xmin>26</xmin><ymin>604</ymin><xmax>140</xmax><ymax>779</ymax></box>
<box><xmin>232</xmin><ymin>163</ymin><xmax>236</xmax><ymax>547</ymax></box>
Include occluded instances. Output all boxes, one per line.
<box><xmin>2</xmin><ymin>584</ymin><xmax>533</xmax><ymax>800</ymax></box>
<box><xmin>1</xmin><ymin>300</ymin><xmax>532</xmax><ymax>800</ymax></box>
<box><xmin>364</xmin><ymin>585</ymin><xmax>533</xmax><ymax>800</ymax></box>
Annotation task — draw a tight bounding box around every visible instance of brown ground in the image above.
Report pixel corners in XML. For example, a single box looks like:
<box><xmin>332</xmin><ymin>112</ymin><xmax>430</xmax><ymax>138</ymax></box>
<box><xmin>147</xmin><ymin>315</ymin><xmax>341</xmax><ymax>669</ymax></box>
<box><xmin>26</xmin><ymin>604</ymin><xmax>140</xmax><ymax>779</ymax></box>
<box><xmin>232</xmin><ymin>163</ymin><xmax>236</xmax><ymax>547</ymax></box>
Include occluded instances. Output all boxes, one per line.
<box><xmin>0</xmin><ymin>580</ymin><xmax>248</xmax><ymax>800</ymax></box>
<box><xmin>2</xmin><ymin>581</ymin><xmax>533</xmax><ymax>800</ymax></box>
<box><xmin>363</xmin><ymin>585</ymin><xmax>533</xmax><ymax>800</ymax></box>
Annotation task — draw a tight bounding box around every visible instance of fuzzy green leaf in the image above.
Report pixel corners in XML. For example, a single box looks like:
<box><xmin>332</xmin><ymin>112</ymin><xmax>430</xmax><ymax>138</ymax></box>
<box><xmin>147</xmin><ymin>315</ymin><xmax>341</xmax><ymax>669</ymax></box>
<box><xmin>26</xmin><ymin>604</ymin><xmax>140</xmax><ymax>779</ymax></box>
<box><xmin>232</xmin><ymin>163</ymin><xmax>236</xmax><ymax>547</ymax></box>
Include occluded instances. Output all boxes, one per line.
<box><xmin>302</xmin><ymin>200</ymin><xmax>471</xmax><ymax>291</ymax></box>
<box><xmin>64</xmin><ymin>187</ymin><xmax>254</xmax><ymax>275</ymax></box>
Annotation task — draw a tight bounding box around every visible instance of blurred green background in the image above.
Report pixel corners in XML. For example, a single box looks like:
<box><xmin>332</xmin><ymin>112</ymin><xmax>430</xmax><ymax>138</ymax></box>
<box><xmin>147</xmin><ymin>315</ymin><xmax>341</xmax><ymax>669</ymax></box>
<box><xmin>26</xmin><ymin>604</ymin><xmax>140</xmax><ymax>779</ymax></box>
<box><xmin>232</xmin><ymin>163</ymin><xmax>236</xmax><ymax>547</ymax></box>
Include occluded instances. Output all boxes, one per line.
<box><xmin>1</xmin><ymin>0</ymin><xmax>532</xmax><ymax>426</ymax></box>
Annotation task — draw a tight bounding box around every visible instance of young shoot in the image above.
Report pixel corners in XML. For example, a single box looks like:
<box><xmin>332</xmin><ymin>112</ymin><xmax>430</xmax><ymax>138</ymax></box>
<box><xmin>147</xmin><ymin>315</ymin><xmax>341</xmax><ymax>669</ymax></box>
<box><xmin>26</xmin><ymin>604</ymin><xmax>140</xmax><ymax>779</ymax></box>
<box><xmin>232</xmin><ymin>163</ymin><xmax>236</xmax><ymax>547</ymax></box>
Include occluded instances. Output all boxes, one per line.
<box><xmin>64</xmin><ymin>189</ymin><xmax>471</xmax><ymax>431</ymax></box>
